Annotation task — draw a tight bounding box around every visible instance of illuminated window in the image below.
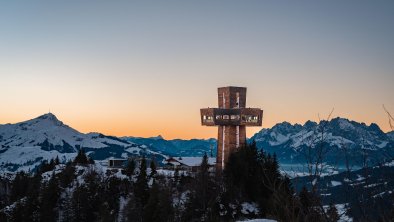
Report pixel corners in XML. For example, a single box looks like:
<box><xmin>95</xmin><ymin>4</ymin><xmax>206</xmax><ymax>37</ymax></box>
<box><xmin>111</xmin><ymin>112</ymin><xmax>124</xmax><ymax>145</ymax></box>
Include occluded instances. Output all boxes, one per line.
<box><xmin>230</xmin><ymin>115</ymin><xmax>240</xmax><ymax>120</ymax></box>
<box><xmin>241</xmin><ymin>115</ymin><xmax>258</xmax><ymax>123</ymax></box>
<box><xmin>203</xmin><ymin>115</ymin><xmax>213</xmax><ymax>122</ymax></box>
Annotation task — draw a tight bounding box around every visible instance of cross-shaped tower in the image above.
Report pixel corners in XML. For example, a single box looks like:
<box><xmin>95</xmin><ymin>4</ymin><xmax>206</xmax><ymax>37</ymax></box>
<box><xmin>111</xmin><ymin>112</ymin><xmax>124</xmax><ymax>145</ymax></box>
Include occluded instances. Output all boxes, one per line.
<box><xmin>200</xmin><ymin>86</ymin><xmax>263</xmax><ymax>170</ymax></box>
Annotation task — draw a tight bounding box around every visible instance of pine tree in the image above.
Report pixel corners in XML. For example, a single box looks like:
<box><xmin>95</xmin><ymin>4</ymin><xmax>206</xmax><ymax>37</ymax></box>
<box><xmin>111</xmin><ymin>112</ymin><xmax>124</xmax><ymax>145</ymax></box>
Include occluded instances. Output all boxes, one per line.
<box><xmin>59</xmin><ymin>161</ymin><xmax>75</xmax><ymax>188</ymax></box>
<box><xmin>84</xmin><ymin>170</ymin><xmax>102</xmax><ymax>220</ymax></box>
<box><xmin>55</xmin><ymin>155</ymin><xmax>60</xmax><ymax>165</ymax></box>
<box><xmin>299</xmin><ymin>186</ymin><xmax>312</xmax><ymax>215</ymax></box>
<box><xmin>73</xmin><ymin>149</ymin><xmax>89</xmax><ymax>165</ymax></box>
<box><xmin>327</xmin><ymin>203</ymin><xmax>340</xmax><ymax>222</ymax></box>
<box><xmin>98</xmin><ymin>202</ymin><xmax>112</xmax><ymax>222</ymax></box>
<box><xmin>60</xmin><ymin>192</ymin><xmax>73</xmax><ymax>222</ymax></box>
<box><xmin>197</xmin><ymin>153</ymin><xmax>210</xmax><ymax>211</ymax></box>
<box><xmin>125</xmin><ymin>159</ymin><xmax>135</xmax><ymax>177</ymax></box>
<box><xmin>223</xmin><ymin>142</ymin><xmax>301</xmax><ymax>221</ymax></box>
<box><xmin>9</xmin><ymin>202</ymin><xmax>24</xmax><ymax>222</ymax></box>
<box><xmin>10</xmin><ymin>171</ymin><xmax>29</xmax><ymax>202</ymax></box>
<box><xmin>183</xmin><ymin>153</ymin><xmax>218</xmax><ymax>221</ymax></box>
<box><xmin>88</xmin><ymin>157</ymin><xmax>95</xmax><ymax>164</ymax></box>
<box><xmin>50</xmin><ymin>158</ymin><xmax>56</xmax><ymax>168</ymax></box>
<box><xmin>143</xmin><ymin>181</ymin><xmax>174</xmax><ymax>222</ymax></box>
<box><xmin>66</xmin><ymin>170</ymin><xmax>103</xmax><ymax>222</ymax></box>
<box><xmin>71</xmin><ymin>184</ymin><xmax>90</xmax><ymax>222</ymax></box>
<box><xmin>40</xmin><ymin>173</ymin><xmax>60</xmax><ymax>222</ymax></box>
<box><xmin>143</xmin><ymin>181</ymin><xmax>160</xmax><ymax>221</ymax></box>
<box><xmin>134</xmin><ymin>157</ymin><xmax>149</xmax><ymax>209</ymax></box>
<box><xmin>299</xmin><ymin>186</ymin><xmax>324</xmax><ymax>222</ymax></box>
<box><xmin>23</xmin><ymin>174</ymin><xmax>42</xmax><ymax>221</ymax></box>
<box><xmin>125</xmin><ymin>194</ymin><xmax>141</xmax><ymax>222</ymax></box>
<box><xmin>150</xmin><ymin>159</ymin><xmax>157</xmax><ymax>179</ymax></box>
<box><xmin>173</xmin><ymin>167</ymin><xmax>180</xmax><ymax>189</ymax></box>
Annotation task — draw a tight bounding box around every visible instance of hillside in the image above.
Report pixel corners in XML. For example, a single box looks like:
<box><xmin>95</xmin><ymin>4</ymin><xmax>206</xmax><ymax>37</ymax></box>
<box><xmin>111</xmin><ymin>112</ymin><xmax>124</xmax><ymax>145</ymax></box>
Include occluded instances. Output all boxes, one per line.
<box><xmin>292</xmin><ymin>160</ymin><xmax>394</xmax><ymax>221</ymax></box>
<box><xmin>0</xmin><ymin>113</ymin><xmax>164</xmax><ymax>172</ymax></box>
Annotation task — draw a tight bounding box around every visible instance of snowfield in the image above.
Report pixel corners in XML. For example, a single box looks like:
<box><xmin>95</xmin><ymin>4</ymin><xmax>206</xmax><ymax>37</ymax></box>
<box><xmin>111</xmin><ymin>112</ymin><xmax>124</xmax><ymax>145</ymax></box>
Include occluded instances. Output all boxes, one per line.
<box><xmin>0</xmin><ymin>113</ymin><xmax>165</xmax><ymax>172</ymax></box>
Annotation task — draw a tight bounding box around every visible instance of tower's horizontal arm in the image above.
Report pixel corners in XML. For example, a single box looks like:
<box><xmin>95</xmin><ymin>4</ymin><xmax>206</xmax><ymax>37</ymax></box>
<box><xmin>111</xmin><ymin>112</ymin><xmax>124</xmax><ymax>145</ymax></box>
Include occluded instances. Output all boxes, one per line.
<box><xmin>200</xmin><ymin>108</ymin><xmax>263</xmax><ymax>126</ymax></box>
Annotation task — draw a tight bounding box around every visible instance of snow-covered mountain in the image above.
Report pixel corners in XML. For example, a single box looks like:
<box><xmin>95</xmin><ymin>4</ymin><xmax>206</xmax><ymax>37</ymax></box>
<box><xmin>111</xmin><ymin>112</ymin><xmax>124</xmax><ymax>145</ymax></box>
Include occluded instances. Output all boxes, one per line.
<box><xmin>1</xmin><ymin>114</ymin><xmax>393</xmax><ymax>172</ymax></box>
<box><xmin>251</xmin><ymin>117</ymin><xmax>394</xmax><ymax>166</ymax></box>
<box><xmin>123</xmin><ymin>136</ymin><xmax>217</xmax><ymax>157</ymax></box>
<box><xmin>0</xmin><ymin>113</ymin><xmax>162</xmax><ymax>172</ymax></box>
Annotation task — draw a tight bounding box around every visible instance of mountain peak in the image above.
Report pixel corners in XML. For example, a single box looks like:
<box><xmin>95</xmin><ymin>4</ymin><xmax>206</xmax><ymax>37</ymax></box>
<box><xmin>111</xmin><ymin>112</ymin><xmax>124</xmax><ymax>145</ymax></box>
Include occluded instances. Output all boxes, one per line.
<box><xmin>330</xmin><ymin>117</ymin><xmax>356</xmax><ymax>130</ymax></box>
<box><xmin>304</xmin><ymin>120</ymin><xmax>317</xmax><ymax>128</ymax></box>
<box><xmin>150</xmin><ymin>135</ymin><xmax>164</xmax><ymax>140</ymax></box>
<box><xmin>36</xmin><ymin>112</ymin><xmax>64</xmax><ymax>126</ymax></box>
<box><xmin>39</xmin><ymin>112</ymin><xmax>56</xmax><ymax>118</ymax></box>
<box><xmin>368</xmin><ymin>123</ymin><xmax>382</xmax><ymax>131</ymax></box>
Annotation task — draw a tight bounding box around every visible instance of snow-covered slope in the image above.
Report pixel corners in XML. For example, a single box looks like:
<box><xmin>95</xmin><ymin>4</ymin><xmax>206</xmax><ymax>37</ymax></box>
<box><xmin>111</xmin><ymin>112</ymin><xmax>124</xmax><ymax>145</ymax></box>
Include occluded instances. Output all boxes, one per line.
<box><xmin>0</xmin><ymin>113</ymin><xmax>128</xmax><ymax>150</ymax></box>
<box><xmin>0</xmin><ymin>113</ymin><xmax>163</xmax><ymax>172</ymax></box>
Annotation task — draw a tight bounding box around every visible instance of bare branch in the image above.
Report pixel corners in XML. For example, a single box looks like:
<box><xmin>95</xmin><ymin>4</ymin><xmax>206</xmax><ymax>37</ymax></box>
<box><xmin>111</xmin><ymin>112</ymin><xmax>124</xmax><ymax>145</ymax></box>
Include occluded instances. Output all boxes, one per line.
<box><xmin>383</xmin><ymin>104</ymin><xmax>394</xmax><ymax>131</ymax></box>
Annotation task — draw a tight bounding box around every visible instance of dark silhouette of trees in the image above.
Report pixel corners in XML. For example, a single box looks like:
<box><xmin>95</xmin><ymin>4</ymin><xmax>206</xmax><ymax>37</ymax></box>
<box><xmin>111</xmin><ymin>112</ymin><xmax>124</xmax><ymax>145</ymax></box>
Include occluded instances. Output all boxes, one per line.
<box><xmin>327</xmin><ymin>203</ymin><xmax>340</xmax><ymax>222</ymax></box>
<box><xmin>71</xmin><ymin>183</ymin><xmax>90</xmax><ymax>222</ymax></box>
<box><xmin>40</xmin><ymin>173</ymin><xmax>60</xmax><ymax>222</ymax></box>
<box><xmin>224</xmin><ymin>142</ymin><xmax>302</xmax><ymax>221</ymax></box>
<box><xmin>73</xmin><ymin>149</ymin><xmax>90</xmax><ymax>165</ymax></box>
<box><xmin>299</xmin><ymin>186</ymin><xmax>325</xmax><ymax>221</ymax></box>
<box><xmin>124</xmin><ymin>158</ymin><xmax>135</xmax><ymax>177</ymax></box>
<box><xmin>143</xmin><ymin>181</ymin><xmax>173</xmax><ymax>222</ymax></box>
<box><xmin>1</xmin><ymin>142</ymin><xmax>365</xmax><ymax>222</ymax></box>
<box><xmin>135</xmin><ymin>157</ymin><xmax>149</xmax><ymax>205</ymax></box>
<box><xmin>183</xmin><ymin>153</ymin><xmax>219</xmax><ymax>221</ymax></box>
<box><xmin>149</xmin><ymin>158</ymin><xmax>157</xmax><ymax>179</ymax></box>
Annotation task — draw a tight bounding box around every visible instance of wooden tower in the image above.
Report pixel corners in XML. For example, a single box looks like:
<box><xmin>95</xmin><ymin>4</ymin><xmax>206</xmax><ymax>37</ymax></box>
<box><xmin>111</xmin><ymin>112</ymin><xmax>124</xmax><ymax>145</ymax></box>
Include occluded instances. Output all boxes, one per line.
<box><xmin>200</xmin><ymin>86</ymin><xmax>263</xmax><ymax>170</ymax></box>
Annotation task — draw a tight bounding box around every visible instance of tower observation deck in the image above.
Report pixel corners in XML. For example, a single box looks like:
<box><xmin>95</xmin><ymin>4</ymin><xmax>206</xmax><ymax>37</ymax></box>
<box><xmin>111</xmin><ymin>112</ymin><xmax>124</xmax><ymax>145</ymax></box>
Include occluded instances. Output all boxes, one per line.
<box><xmin>200</xmin><ymin>86</ymin><xmax>263</xmax><ymax>170</ymax></box>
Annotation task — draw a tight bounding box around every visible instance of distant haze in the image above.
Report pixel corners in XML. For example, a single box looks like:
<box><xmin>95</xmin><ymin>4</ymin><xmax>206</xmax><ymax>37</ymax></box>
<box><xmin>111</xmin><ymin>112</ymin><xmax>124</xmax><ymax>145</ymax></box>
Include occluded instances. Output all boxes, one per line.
<box><xmin>1</xmin><ymin>1</ymin><xmax>393</xmax><ymax>139</ymax></box>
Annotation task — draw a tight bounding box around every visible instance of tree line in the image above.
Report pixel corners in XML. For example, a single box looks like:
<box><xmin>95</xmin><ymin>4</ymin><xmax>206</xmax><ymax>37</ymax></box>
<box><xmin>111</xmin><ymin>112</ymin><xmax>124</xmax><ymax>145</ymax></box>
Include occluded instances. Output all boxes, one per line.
<box><xmin>0</xmin><ymin>145</ymin><xmax>342</xmax><ymax>222</ymax></box>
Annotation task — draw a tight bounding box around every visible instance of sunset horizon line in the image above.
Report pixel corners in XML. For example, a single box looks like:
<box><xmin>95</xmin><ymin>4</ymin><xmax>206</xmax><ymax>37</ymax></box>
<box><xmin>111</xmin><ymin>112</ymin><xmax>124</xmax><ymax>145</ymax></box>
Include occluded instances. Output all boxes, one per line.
<box><xmin>1</xmin><ymin>111</ymin><xmax>392</xmax><ymax>140</ymax></box>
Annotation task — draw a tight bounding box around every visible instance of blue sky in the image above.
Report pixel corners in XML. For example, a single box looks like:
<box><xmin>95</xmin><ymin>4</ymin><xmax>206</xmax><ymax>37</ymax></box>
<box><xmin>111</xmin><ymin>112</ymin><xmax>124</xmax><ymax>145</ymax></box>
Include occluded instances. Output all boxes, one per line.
<box><xmin>1</xmin><ymin>1</ymin><xmax>393</xmax><ymax>138</ymax></box>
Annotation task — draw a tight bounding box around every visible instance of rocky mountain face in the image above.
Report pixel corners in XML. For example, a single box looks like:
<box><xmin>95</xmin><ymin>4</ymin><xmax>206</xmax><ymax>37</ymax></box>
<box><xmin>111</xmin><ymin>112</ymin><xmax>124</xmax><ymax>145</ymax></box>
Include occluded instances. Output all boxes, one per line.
<box><xmin>251</xmin><ymin>117</ymin><xmax>394</xmax><ymax>166</ymax></box>
<box><xmin>0</xmin><ymin>113</ymin><xmax>162</xmax><ymax>172</ymax></box>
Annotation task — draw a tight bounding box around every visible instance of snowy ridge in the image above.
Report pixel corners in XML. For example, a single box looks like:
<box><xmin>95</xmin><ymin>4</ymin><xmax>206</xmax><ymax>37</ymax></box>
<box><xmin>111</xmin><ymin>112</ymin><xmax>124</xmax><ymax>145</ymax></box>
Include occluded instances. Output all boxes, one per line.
<box><xmin>1</xmin><ymin>114</ymin><xmax>393</xmax><ymax>172</ymax></box>
<box><xmin>253</xmin><ymin>117</ymin><xmax>392</xmax><ymax>151</ymax></box>
<box><xmin>0</xmin><ymin>113</ymin><xmax>161</xmax><ymax>172</ymax></box>
<box><xmin>0</xmin><ymin>113</ymin><xmax>125</xmax><ymax>149</ymax></box>
<box><xmin>251</xmin><ymin>117</ymin><xmax>394</xmax><ymax>165</ymax></box>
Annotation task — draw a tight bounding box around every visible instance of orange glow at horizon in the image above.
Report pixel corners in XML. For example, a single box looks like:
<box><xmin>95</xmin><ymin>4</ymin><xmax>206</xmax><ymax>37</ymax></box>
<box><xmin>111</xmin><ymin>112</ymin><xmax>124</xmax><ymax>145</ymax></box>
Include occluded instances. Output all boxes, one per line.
<box><xmin>0</xmin><ymin>103</ymin><xmax>393</xmax><ymax>140</ymax></box>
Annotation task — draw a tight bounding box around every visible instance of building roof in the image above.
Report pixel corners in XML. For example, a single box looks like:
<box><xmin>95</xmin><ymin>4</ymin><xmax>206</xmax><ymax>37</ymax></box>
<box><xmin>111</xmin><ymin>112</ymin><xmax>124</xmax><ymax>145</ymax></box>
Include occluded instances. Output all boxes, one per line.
<box><xmin>175</xmin><ymin>157</ymin><xmax>216</xmax><ymax>167</ymax></box>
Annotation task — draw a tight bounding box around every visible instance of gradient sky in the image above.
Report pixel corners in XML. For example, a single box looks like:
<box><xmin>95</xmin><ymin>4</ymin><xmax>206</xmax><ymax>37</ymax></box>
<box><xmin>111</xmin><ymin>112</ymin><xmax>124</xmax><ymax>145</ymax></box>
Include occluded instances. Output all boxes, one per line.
<box><xmin>1</xmin><ymin>1</ymin><xmax>393</xmax><ymax>139</ymax></box>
